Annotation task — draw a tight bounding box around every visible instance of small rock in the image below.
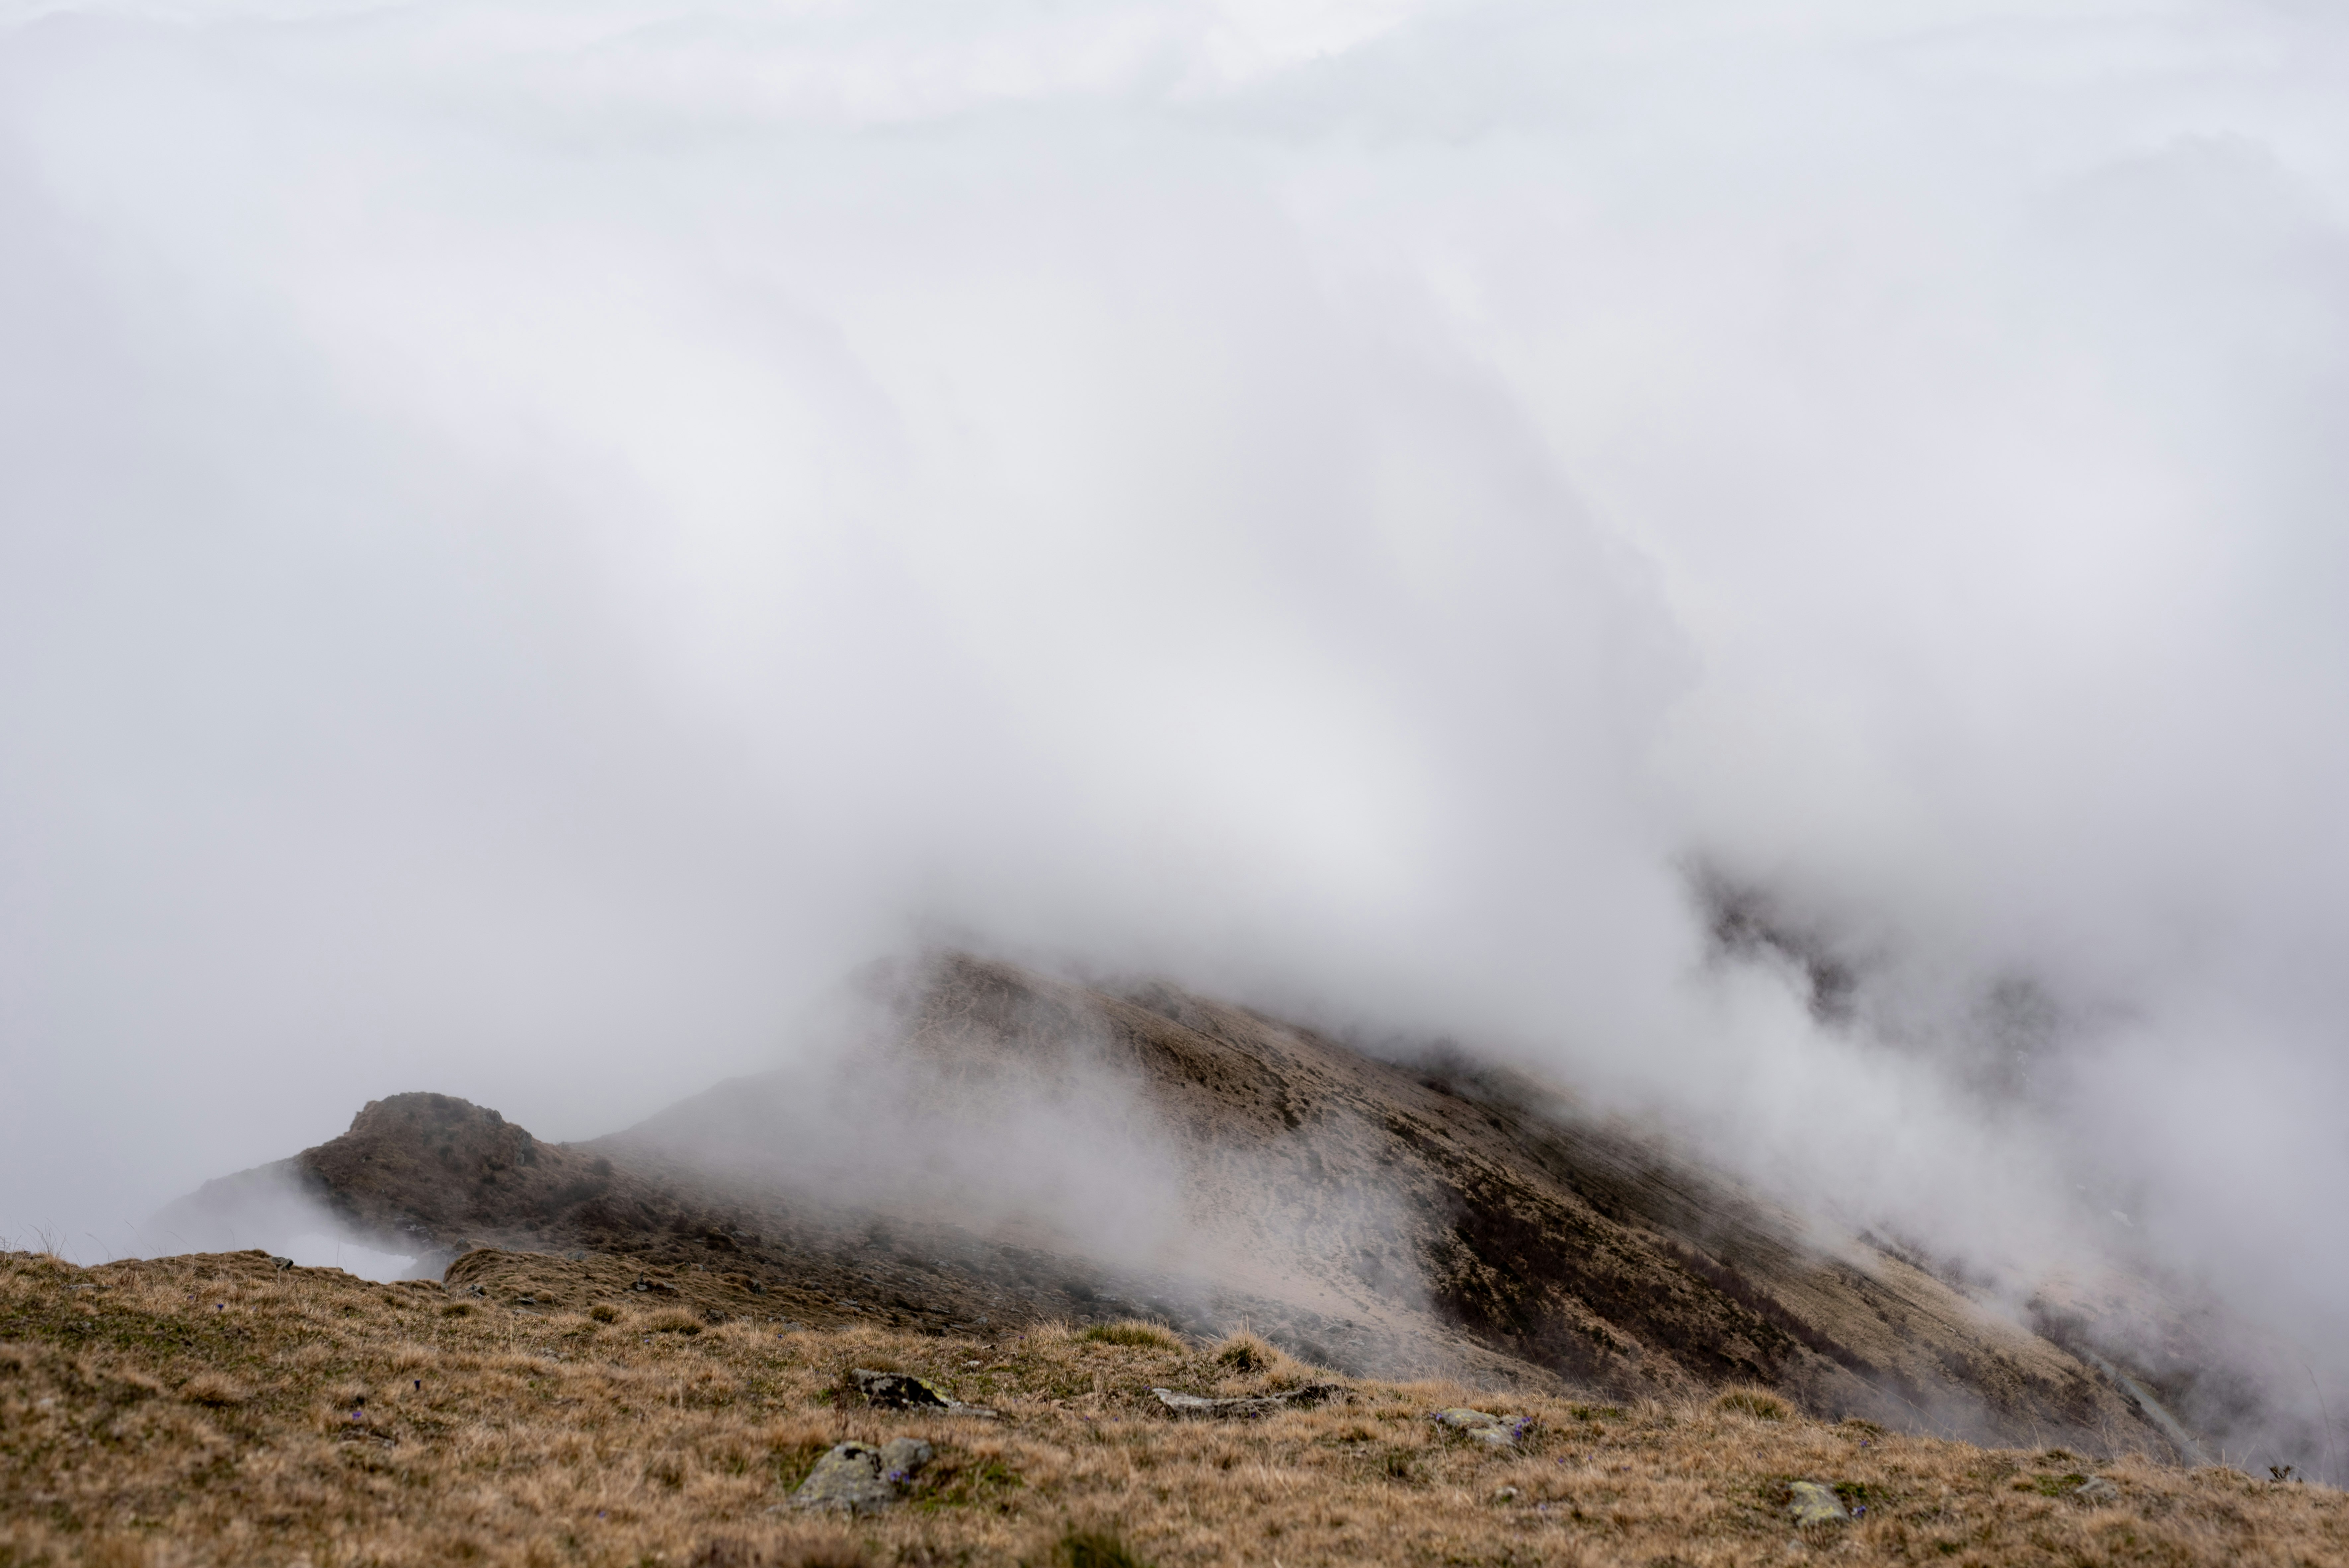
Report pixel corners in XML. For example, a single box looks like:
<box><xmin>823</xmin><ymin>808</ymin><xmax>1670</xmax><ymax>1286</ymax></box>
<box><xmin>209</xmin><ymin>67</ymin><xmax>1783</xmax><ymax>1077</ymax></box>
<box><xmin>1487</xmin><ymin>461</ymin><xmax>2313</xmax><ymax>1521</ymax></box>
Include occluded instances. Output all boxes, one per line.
<box><xmin>1149</xmin><ymin>1384</ymin><xmax>1348</xmax><ymax>1419</ymax></box>
<box><xmin>1431</xmin><ymin>1407</ymin><xmax>1533</xmax><ymax>1447</ymax></box>
<box><xmin>2075</xmin><ymin>1476</ymin><xmax>2122</xmax><ymax>1504</ymax></box>
<box><xmin>852</xmin><ymin>1369</ymin><xmax>952</xmax><ymax>1409</ymax></box>
<box><xmin>1788</xmin><ymin>1480</ymin><xmax>1848</xmax><ymax>1525</ymax></box>
<box><xmin>790</xmin><ymin>1440</ymin><xmax>929</xmax><ymax>1514</ymax></box>
<box><xmin>271</xmin><ymin>1257</ymin><xmax>293</xmax><ymax>1271</ymax></box>
<box><xmin>1494</xmin><ymin>1485</ymin><xmax>1520</xmax><ymax>1502</ymax></box>
<box><xmin>851</xmin><ymin>1368</ymin><xmax>996</xmax><ymax>1418</ymax></box>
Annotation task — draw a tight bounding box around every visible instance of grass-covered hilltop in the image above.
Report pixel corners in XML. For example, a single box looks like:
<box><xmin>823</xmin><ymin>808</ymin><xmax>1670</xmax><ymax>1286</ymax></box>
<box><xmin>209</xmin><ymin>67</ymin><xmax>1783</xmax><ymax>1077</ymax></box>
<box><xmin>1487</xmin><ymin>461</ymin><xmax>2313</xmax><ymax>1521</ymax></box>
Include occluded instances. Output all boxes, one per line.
<box><xmin>4</xmin><ymin>1247</ymin><xmax>2340</xmax><ymax>1568</ymax></box>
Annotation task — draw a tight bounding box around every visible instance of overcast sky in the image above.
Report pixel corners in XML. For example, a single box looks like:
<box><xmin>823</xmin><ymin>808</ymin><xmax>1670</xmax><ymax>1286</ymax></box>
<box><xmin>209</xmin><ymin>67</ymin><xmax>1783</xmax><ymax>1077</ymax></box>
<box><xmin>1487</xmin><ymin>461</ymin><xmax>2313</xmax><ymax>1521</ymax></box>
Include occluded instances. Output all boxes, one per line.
<box><xmin>4</xmin><ymin>0</ymin><xmax>2347</xmax><ymax>1411</ymax></box>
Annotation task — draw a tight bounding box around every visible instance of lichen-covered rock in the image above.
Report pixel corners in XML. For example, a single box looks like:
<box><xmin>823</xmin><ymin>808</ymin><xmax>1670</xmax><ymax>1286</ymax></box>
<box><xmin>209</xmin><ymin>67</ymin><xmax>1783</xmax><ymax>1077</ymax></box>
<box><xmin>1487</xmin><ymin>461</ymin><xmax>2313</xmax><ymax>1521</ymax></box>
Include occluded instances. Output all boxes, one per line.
<box><xmin>852</xmin><ymin>1369</ymin><xmax>953</xmax><ymax>1409</ymax></box>
<box><xmin>1431</xmin><ymin>1408</ymin><xmax>1531</xmax><ymax>1447</ymax></box>
<box><xmin>1149</xmin><ymin>1384</ymin><xmax>1348</xmax><ymax>1419</ymax></box>
<box><xmin>789</xmin><ymin>1439</ymin><xmax>933</xmax><ymax>1514</ymax></box>
<box><xmin>850</xmin><ymin>1368</ymin><xmax>996</xmax><ymax>1417</ymax></box>
<box><xmin>1787</xmin><ymin>1481</ymin><xmax>1848</xmax><ymax>1525</ymax></box>
<box><xmin>2075</xmin><ymin>1476</ymin><xmax>2122</xmax><ymax>1504</ymax></box>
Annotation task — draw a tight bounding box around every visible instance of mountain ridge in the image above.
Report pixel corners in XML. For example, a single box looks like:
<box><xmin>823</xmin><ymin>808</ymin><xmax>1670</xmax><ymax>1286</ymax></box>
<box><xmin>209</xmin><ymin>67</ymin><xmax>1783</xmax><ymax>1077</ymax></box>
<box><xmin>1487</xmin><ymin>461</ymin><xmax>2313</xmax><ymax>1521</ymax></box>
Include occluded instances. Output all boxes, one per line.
<box><xmin>149</xmin><ymin>951</ymin><xmax>2197</xmax><ymax>1458</ymax></box>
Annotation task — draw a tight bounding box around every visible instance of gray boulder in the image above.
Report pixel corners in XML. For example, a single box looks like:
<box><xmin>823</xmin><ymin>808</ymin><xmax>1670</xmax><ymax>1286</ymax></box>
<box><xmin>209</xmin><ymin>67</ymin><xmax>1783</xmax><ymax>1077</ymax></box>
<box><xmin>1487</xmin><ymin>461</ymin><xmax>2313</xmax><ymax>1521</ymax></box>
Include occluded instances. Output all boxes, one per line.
<box><xmin>788</xmin><ymin>1438</ymin><xmax>935</xmax><ymax>1514</ymax></box>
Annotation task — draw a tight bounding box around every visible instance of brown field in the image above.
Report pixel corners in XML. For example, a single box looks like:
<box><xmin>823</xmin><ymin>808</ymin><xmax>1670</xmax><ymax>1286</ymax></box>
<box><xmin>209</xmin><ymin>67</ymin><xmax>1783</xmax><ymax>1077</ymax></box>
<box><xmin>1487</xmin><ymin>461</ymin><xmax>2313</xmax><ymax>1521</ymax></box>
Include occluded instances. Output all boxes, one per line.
<box><xmin>3</xmin><ymin>1248</ymin><xmax>2342</xmax><ymax>1568</ymax></box>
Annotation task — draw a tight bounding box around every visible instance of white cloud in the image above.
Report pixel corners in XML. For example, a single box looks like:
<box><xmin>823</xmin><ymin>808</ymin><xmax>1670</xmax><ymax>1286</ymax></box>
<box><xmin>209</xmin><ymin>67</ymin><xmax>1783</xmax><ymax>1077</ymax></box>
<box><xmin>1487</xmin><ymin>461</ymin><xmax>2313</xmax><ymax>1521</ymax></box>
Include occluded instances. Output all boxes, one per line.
<box><xmin>4</xmin><ymin>0</ymin><xmax>2346</xmax><ymax>1458</ymax></box>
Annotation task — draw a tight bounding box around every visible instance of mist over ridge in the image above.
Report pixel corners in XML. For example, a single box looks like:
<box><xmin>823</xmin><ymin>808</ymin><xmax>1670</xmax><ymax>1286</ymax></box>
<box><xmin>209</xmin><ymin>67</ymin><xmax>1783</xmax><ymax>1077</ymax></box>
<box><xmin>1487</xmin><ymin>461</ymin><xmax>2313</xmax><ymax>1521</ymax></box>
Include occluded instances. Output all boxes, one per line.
<box><xmin>4</xmin><ymin>0</ymin><xmax>2348</xmax><ymax>1466</ymax></box>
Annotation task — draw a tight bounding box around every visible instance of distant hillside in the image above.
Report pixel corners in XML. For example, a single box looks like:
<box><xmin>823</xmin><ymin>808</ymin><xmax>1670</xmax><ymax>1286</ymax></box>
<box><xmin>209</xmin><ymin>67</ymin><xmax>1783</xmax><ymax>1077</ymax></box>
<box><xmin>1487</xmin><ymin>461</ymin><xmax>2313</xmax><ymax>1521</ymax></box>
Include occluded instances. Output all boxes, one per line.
<box><xmin>152</xmin><ymin>953</ymin><xmax>2202</xmax><ymax>1458</ymax></box>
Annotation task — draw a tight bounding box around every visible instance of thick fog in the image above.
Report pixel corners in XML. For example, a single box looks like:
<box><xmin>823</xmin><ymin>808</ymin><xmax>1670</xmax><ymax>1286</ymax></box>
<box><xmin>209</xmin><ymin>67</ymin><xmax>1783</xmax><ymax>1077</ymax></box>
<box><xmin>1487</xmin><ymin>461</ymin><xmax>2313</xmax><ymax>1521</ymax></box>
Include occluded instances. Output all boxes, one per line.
<box><xmin>4</xmin><ymin>0</ymin><xmax>2347</xmax><ymax>1462</ymax></box>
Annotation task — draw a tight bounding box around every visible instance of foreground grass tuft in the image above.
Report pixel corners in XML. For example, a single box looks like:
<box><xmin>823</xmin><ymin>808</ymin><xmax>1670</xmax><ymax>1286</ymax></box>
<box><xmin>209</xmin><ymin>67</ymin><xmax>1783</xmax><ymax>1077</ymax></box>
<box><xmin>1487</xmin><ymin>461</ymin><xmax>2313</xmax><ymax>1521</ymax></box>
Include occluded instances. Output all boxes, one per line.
<box><xmin>1</xmin><ymin>1248</ymin><xmax>2342</xmax><ymax>1567</ymax></box>
<box><xmin>1714</xmin><ymin>1385</ymin><xmax>1789</xmax><ymax>1421</ymax></box>
<box><xmin>1209</xmin><ymin>1330</ymin><xmax>1276</xmax><ymax>1373</ymax></box>
<box><xmin>1079</xmin><ymin>1320</ymin><xmax>1185</xmax><ymax>1352</ymax></box>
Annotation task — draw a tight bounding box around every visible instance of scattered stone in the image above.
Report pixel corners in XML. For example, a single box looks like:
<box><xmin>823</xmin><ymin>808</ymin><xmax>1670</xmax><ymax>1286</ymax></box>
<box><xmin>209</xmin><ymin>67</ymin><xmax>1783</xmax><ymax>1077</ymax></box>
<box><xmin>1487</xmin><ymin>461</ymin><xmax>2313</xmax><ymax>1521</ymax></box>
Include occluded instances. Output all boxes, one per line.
<box><xmin>1150</xmin><ymin>1384</ymin><xmax>1349</xmax><ymax>1419</ymax></box>
<box><xmin>1787</xmin><ymin>1481</ymin><xmax>1848</xmax><ymax>1525</ymax></box>
<box><xmin>851</xmin><ymin>1369</ymin><xmax>996</xmax><ymax>1418</ymax></box>
<box><xmin>853</xmin><ymin>1369</ymin><xmax>951</xmax><ymax>1408</ymax></box>
<box><xmin>2075</xmin><ymin>1476</ymin><xmax>2122</xmax><ymax>1504</ymax></box>
<box><xmin>1494</xmin><ymin>1486</ymin><xmax>1520</xmax><ymax>1503</ymax></box>
<box><xmin>786</xmin><ymin>1438</ymin><xmax>934</xmax><ymax>1514</ymax></box>
<box><xmin>271</xmin><ymin>1257</ymin><xmax>293</xmax><ymax>1272</ymax></box>
<box><xmin>1431</xmin><ymin>1408</ymin><xmax>1533</xmax><ymax>1447</ymax></box>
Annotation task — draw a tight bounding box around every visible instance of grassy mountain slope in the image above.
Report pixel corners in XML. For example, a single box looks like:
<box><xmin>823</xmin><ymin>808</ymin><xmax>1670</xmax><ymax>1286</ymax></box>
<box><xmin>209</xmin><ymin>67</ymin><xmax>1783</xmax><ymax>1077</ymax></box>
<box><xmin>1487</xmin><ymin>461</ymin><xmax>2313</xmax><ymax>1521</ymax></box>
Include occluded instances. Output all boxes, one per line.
<box><xmin>3</xmin><ymin>1247</ymin><xmax>2339</xmax><ymax>1568</ymax></box>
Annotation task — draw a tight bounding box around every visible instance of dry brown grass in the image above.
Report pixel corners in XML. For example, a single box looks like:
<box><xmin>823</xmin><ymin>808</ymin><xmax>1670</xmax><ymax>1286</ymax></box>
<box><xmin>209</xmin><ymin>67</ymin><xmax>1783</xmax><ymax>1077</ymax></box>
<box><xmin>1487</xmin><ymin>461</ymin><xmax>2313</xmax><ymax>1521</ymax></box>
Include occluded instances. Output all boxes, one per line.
<box><xmin>1712</xmin><ymin>1386</ymin><xmax>1790</xmax><ymax>1423</ymax></box>
<box><xmin>1076</xmin><ymin>1322</ymin><xmax>1185</xmax><ymax>1354</ymax></box>
<box><xmin>3</xmin><ymin>1248</ymin><xmax>2343</xmax><ymax>1567</ymax></box>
